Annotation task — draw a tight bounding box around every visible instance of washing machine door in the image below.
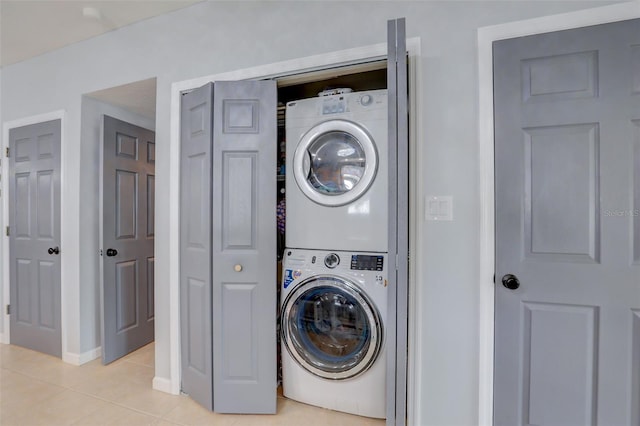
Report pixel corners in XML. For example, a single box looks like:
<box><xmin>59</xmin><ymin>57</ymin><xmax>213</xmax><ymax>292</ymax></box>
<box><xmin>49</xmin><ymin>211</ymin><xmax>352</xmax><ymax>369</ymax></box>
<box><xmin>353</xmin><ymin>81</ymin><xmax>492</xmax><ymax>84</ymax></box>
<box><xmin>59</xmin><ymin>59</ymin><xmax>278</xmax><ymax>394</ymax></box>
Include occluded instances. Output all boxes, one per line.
<box><xmin>293</xmin><ymin>120</ymin><xmax>378</xmax><ymax>206</ymax></box>
<box><xmin>281</xmin><ymin>275</ymin><xmax>383</xmax><ymax>380</ymax></box>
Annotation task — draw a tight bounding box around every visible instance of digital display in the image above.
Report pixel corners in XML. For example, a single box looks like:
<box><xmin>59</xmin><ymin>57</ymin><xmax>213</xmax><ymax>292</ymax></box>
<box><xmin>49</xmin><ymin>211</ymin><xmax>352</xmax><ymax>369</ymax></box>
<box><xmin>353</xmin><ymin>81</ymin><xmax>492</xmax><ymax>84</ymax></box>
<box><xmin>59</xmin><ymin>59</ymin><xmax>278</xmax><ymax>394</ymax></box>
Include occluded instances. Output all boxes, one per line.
<box><xmin>350</xmin><ymin>255</ymin><xmax>384</xmax><ymax>271</ymax></box>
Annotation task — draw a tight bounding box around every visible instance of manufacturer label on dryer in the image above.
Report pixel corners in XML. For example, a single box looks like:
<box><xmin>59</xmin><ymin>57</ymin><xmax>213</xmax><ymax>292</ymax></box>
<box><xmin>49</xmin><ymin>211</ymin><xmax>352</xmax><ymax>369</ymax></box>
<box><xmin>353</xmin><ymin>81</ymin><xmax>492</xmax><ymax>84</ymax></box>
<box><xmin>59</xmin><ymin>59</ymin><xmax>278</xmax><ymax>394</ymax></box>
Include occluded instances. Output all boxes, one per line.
<box><xmin>283</xmin><ymin>269</ymin><xmax>301</xmax><ymax>289</ymax></box>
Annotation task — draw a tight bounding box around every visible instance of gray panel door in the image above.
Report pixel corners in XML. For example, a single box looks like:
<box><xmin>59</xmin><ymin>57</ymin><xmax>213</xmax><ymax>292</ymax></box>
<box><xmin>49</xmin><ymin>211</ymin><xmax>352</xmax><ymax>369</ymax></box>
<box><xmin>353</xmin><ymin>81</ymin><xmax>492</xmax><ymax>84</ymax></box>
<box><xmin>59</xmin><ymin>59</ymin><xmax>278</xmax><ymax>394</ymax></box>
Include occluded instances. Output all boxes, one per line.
<box><xmin>211</xmin><ymin>80</ymin><xmax>277</xmax><ymax>414</ymax></box>
<box><xmin>9</xmin><ymin>119</ymin><xmax>62</xmax><ymax>358</ymax></box>
<box><xmin>494</xmin><ymin>19</ymin><xmax>640</xmax><ymax>425</ymax></box>
<box><xmin>179</xmin><ymin>81</ymin><xmax>277</xmax><ymax>413</ymax></box>
<box><xmin>102</xmin><ymin>115</ymin><xmax>155</xmax><ymax>364</ymax></box>
<box><xmin>387</xmin><ymin>17</ymin><xmax>409</xmax><ymax>426</ymax></box>
<box><xmin>180</xmin><ymin>82</ymin><xmax>214</xmax><ymax>410</ymax></box>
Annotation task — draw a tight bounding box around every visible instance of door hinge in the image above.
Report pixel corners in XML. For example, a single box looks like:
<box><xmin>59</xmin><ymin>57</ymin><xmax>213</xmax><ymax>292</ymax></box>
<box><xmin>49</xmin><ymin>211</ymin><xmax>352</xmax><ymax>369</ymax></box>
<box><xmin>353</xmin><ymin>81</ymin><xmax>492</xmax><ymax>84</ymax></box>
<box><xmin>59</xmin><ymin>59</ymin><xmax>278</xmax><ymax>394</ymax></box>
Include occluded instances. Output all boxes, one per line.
<box><xmin>5</xmin><ymin>226</ymin><xmax>9</xmax><ymax>236</ymax></box>
<box><xmin>5</xmin><ymin>147</ymin><xmax>9</xmax><ymax>158</ymax></box>
<box><xmin>6</xmin><ymin>305</ymin><xmax>9</xmax><ymax>315</ymax></box>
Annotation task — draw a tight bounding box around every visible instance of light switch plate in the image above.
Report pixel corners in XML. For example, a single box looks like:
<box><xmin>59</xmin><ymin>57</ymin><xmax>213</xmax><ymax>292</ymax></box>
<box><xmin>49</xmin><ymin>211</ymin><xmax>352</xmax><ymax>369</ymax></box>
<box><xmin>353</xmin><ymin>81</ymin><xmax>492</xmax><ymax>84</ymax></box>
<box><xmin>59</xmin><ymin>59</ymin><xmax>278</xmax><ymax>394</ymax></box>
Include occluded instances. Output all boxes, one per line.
<box><xmin>425</xmin><ymin>195</ymin><xmax>453</xmax><ymax>221</ymax></box>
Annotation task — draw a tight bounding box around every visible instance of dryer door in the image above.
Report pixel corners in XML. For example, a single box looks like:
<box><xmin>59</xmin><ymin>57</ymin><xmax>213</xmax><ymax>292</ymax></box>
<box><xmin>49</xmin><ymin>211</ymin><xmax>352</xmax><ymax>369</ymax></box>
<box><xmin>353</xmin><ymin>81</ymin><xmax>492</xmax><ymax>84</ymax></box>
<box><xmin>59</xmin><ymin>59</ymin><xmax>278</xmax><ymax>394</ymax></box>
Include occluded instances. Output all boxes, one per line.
<box><xmin>281</xmin><ymin>275</ymin><xmax>383</xmax><ymax>380</ymax></box>
<box><xmin>293</xmin><ymin>120</ymin><xmax>378</xmax><ymax>206</ymax></box>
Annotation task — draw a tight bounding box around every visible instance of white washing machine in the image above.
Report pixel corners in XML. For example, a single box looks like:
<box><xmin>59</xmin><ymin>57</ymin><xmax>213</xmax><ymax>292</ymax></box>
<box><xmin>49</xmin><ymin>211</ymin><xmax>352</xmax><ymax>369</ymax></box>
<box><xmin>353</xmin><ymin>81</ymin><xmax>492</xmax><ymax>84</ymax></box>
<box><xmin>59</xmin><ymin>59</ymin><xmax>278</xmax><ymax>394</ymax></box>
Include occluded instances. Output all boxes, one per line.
<box><xmin>280</xmin><ymin>248</ymin><xmax>387</xmax><ymax>419</ymax></box>
<box><xmin>285</xmin><ymin>90</ymin><xmax>388</xmax><ymax>253</ymax></box>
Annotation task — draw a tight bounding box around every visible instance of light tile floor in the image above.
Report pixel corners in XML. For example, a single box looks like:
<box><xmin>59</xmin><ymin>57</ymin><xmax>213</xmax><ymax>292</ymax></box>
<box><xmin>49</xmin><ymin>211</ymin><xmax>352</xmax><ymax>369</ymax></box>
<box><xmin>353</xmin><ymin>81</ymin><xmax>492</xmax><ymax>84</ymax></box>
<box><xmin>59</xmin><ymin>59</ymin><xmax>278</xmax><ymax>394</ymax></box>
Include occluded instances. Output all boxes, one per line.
<box><xmin>0</xmin><ymin>343</ymin><xmax>384</xmax><ymax>426</ymax></box>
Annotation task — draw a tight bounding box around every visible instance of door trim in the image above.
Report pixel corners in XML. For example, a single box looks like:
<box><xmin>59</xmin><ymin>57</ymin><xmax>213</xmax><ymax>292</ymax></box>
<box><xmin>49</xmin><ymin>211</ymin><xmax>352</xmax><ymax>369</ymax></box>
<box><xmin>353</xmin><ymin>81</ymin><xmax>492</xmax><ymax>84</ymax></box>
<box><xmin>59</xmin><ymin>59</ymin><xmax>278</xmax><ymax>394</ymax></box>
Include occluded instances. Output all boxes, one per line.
<box><xmin>477</xmin><ymin>2</ymin><xmax>640</xmax><ymax>425</ymax></box>
<box><xmin>1</xmin><ymin>110</ymin><xmax>68</xmax><ymax>359</ymax></box>
<box><xmin>168</xmin><ymin>38</ymin><xmax>422</xmax><ymax>424</ymax></box>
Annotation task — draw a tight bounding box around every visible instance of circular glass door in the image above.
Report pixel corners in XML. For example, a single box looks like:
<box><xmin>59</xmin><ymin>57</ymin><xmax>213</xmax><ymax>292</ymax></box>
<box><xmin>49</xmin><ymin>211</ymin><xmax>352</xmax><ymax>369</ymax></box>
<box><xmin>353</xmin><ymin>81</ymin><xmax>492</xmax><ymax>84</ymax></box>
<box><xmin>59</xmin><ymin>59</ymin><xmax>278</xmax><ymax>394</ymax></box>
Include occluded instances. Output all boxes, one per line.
<box><xmin>293</xmin><ymin>120</ymin><xmax>378</xmax><ymax>206</ymax></box>
<box><xmin>281</xmin><ymin>275</ymin><xmax>383</xmax><ymax>380</ymax></box>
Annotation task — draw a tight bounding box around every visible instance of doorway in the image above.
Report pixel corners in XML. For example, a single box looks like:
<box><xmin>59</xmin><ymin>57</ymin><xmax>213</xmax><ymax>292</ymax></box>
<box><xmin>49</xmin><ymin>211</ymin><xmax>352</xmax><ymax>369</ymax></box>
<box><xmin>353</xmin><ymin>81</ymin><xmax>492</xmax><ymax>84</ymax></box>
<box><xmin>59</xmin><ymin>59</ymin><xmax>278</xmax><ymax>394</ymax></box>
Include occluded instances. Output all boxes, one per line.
<box><xmin>179</xmin><ymin>62</ymin><xmax>388</xmax><ymax>412</ymax></box>
<box><xmin>83</xmin><ymin>77</ymin><xmax>157</xmax><ymax>364</ymax></box>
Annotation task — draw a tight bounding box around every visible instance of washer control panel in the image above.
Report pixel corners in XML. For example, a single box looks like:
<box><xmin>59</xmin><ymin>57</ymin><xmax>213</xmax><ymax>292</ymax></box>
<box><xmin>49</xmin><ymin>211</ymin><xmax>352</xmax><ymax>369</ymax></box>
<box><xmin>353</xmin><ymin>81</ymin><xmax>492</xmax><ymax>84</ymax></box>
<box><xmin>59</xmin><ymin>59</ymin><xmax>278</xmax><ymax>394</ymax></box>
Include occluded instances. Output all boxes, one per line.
<box><xmin>350</xmin><ymin>254</ymin><xmax>384</xmax><ymax>271</ymax></box>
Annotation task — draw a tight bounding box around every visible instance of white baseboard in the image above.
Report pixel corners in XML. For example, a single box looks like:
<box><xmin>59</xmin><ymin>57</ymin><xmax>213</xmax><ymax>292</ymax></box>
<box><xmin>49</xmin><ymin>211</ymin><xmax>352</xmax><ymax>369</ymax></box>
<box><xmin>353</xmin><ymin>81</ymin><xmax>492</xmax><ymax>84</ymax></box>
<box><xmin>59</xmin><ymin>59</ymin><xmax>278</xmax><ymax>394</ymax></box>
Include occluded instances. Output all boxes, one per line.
<box><xmin>63</xmin><ymin>347</ymin><xmax>101</xmax><ymax>365</ymax></box>
<box><xmin>0</xmin><ymin>332</ymin><xmax>7</xmax><ymax>344</ymax></box>
<box><xmin>153</xmin><ymin>376</ymin><xmax>179</xmax><ymax>395</ymax></box>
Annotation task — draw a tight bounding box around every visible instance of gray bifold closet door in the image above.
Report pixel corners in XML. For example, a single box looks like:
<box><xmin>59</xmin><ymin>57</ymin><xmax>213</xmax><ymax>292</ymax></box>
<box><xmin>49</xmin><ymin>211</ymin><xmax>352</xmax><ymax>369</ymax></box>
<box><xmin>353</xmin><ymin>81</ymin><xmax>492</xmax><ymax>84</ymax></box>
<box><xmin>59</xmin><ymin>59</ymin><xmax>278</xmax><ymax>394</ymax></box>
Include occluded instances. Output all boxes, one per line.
<box><xmin>494</xmin><ymin>18</ymin><xmax>640</xmax><ymax>426</ymax></box>
<box><xmin>387</xmin><ymin>17</ymin><xmax>409</xmax><ymax>426</ymax></box>
<box><xmin>180</xmin><ymin>80</ymin><xmax>277</xmax><ymax>413</ymax></box>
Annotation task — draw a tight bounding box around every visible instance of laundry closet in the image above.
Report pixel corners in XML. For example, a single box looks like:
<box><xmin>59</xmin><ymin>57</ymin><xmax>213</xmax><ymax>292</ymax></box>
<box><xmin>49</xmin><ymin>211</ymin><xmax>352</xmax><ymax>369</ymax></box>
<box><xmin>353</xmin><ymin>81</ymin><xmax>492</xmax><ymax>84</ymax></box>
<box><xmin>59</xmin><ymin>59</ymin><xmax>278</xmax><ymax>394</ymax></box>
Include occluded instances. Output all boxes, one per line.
<box><xmin>178</xmin><ymin>58</ymin><xmax>395</xmax><ymax>419</ymax></box>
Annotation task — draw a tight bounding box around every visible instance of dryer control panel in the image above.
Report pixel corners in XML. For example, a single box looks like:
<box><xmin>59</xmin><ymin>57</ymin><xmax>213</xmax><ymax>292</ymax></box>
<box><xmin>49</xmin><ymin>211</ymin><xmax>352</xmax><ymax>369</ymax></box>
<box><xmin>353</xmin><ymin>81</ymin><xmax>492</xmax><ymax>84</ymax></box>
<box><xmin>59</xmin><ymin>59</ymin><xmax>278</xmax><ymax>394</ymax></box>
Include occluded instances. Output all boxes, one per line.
<box><xmin>321</xmin><ymin>97</ymin><xmax>347</xmax><ymax>115</ymax></box>
<box><xmin>350</xmin><ymin>254</ymin><xmax>384</xmax><ymax>271</ymax></box>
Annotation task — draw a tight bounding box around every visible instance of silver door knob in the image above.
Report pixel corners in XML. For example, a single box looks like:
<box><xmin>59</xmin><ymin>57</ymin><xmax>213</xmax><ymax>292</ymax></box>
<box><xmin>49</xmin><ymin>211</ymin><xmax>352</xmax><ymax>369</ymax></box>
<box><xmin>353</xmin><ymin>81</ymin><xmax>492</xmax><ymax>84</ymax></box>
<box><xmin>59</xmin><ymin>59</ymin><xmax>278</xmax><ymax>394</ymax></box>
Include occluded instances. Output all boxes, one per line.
<box><xmin>234</xmin><ymin>264</ymin><xmax>243</xmax><ymax>272</ymax></box>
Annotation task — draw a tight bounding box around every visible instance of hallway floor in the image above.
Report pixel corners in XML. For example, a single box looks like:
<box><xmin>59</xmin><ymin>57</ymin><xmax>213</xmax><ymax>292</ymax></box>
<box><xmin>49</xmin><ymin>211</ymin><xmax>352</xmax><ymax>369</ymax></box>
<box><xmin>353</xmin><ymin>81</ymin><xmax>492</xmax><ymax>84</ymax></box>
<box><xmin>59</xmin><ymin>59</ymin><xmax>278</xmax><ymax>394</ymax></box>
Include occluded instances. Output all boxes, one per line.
<box><xmin>0</xmin><ymin>343</ymin><xmax>384</xmax><ymax>425</ymax></box>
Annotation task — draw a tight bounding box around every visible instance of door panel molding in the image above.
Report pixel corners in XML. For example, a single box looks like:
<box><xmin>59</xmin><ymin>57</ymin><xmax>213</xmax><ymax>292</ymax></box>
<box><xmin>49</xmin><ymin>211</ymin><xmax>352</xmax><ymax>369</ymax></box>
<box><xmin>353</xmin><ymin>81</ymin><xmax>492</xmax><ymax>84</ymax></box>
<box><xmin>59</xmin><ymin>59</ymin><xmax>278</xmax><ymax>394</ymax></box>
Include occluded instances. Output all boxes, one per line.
<box><xmin>478</xmin><ymin>4</ymin><xmax>640</xmax><ymax>425</ymax></box>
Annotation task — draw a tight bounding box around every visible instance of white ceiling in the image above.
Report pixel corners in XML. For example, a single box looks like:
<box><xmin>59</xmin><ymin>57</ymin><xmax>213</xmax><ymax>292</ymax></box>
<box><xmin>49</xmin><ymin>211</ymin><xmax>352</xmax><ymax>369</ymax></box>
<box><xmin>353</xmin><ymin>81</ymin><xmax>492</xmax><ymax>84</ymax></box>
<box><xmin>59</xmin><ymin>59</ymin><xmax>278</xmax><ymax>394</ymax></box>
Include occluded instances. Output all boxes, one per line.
<box><xmin>1</xmin><ymin>0</ymin><xmax>202</xmax><ymax>118</ymax></box>
<box><xmin>0</xmin><ymin>0</ymin><xmax>202</xmax><ymax>67</ymax></box>
<box><xmin>86</xmin><ymin>77</ymin><xmax>158</xmax><ymax>118</ymax></box>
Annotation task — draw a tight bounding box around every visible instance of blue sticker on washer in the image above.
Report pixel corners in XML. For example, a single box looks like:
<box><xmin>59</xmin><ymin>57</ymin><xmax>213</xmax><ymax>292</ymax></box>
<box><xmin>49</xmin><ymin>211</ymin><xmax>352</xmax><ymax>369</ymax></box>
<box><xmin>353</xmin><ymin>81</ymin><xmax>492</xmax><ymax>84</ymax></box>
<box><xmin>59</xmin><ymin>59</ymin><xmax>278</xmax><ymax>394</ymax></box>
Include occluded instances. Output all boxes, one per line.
<box><xmin>283</xmin><ymin>269</ymin><xmax>301</xmax><ymax>289</ymax></box>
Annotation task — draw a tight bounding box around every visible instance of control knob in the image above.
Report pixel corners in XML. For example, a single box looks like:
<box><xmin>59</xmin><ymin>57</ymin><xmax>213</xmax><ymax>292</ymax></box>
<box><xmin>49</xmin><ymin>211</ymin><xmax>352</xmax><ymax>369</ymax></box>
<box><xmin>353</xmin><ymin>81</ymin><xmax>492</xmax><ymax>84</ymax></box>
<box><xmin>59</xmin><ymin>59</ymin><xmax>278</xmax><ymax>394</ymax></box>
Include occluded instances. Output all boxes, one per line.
<box><xmin>360</xmin><ymin>94</ymin><xmax>373</xmax><ymax>106</ymax></box>
<box><xmin>324</xmin><ymin>253</ymin><xmax>340</xmax><ymax>269</ymax></box>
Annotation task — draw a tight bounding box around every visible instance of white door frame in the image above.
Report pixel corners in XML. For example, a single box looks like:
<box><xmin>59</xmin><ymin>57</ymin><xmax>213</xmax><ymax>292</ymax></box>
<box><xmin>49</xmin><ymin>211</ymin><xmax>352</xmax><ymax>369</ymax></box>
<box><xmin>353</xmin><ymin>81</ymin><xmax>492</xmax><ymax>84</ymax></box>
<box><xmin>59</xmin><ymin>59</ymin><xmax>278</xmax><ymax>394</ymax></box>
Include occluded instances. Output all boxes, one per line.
<box><xmin>477</xmin><ymin>2</ymin><xmax>640</xmax><ymax>425</ymax></box>
<box><xmin>165</xmin><ymin>38</ymin><xmax>423</xmax><ymax>424</ymax></box>
<box><xmin>1</xmin><ymin>110</ymin><xmax>68</xmax><ymax>360</ymax></box>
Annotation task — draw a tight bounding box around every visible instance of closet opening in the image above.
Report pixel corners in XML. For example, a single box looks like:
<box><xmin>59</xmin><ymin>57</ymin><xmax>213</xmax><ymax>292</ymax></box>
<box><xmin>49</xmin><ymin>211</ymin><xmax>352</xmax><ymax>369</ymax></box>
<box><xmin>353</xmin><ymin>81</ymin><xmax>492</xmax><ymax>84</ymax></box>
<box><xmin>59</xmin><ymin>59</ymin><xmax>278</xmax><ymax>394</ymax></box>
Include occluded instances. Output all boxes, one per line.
<box><xmin>177</xmin><ymin>52</ymin><xmax>404</xmax><ymax>420</ymax></box>
<box><xmin>272</xmin><ymin>60</ymin><xmax>388</xmax><ymax>392</ymax></box>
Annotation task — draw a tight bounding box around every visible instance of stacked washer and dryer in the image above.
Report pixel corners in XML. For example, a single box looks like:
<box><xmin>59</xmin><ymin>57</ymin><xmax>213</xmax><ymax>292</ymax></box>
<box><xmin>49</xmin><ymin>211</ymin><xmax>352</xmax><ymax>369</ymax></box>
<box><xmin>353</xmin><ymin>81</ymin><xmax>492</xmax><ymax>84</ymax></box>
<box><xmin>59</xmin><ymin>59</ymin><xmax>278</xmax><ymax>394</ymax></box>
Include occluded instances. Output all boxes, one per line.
<box><xmin>281</xmin><ymin>89</ymin><xmax>389</xmax><ymax>419</ymax></box>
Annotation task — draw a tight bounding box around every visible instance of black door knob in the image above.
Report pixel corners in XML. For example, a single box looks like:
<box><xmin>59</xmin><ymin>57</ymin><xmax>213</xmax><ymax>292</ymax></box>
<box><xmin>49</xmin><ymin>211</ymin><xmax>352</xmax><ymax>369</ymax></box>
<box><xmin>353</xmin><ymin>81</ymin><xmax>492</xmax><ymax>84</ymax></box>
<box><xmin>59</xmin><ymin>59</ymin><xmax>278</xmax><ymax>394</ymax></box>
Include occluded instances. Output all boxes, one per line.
<box><xmin>501</xmin><ymin>274</ymin><xmax>520</xmax><ymax>290</ymax></box>
<box><xmin>47</xmin><ymin>247</ymin><xmax>59</xmax><ymax>255</ymax></box>
<box><xmin>106</xmin><ymin>248</ymin><xmax>118</xmax><ymax>257</ymax></box>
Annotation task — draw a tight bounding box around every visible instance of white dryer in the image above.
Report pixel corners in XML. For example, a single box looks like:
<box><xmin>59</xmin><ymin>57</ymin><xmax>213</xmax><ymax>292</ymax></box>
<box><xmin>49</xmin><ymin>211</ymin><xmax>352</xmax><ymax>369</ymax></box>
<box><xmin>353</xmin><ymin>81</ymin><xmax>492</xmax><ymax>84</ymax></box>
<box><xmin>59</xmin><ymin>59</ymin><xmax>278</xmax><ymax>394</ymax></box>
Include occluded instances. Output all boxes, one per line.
<box><xmin>285</xmin><ymin>90</ymin><xmax>388</xmax><ymax>253</ymax></box>
<box><xmin>280</xmin><ymin>248</ymin><xmax>387</xmax><ymax>419</ymax></box>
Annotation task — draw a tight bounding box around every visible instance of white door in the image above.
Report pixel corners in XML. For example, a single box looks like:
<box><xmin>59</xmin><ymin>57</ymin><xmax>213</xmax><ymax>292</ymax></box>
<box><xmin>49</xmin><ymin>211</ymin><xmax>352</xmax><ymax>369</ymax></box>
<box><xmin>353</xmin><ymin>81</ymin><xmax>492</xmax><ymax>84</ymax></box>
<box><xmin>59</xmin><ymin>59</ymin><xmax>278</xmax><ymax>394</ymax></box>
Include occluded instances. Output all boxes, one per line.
<box><xmin>494</xmin><ymin>19</ymin><xmax>640</xmax><ymax>425</ymax></box>
<box><xmin>8</xmin><ymin>119</ymin><xmax>62</xmax><ymax>357</ymax></box>
<box><xmin>101</xmin><ymin>115</ymin><xmax>155</xmax><ymax>364</ymax></box>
